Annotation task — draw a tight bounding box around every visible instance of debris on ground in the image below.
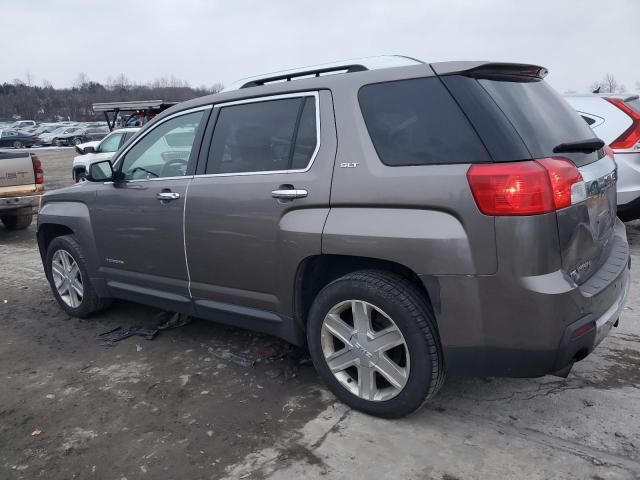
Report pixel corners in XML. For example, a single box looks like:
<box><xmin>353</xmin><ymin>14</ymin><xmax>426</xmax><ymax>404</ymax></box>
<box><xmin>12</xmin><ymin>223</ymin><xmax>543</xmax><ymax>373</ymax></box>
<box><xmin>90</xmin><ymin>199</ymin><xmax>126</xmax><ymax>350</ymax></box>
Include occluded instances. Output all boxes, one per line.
<box><xmin>213</xmin><ymin>349</ymin><xmax>255</xmax><ymax>367</ymax></box>
<box><xmin>97</xmin><ymin>312</ymin><xmax>192</xmax><ymax>347</ymax></box>
<box><xmin>31</xmin><ymin>429</ymin><xmax>42</xmax><ymax>437</ymax></box>
<box><xmin>97</xmin><ymin>325</ymin><xmax>158</xmax><ymax>346</ymax></box>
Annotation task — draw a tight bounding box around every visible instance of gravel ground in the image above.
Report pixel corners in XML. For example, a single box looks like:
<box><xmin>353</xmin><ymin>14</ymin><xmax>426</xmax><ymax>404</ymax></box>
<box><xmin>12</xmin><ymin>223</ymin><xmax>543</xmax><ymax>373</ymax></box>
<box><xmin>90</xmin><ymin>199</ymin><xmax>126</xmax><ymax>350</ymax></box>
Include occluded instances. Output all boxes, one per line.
<box><xmin>0</xmin><ymin>148</ymin><xmax>639</xmax><ymax>479</ymax></box>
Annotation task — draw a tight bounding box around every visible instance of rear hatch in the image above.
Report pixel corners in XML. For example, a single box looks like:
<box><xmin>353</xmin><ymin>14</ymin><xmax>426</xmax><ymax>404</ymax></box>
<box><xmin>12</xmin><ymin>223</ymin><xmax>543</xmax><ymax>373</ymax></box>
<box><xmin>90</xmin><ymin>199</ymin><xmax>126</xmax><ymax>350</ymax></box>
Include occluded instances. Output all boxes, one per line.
<box><xmin>439</xmin><ymin>65</ymin><xmax>617</xmax><ymax>284</ymax></box>
<box><xmin>0</xmin><ymin>152</ymin><xmax>36</xmax><ymax>192</ymax></box>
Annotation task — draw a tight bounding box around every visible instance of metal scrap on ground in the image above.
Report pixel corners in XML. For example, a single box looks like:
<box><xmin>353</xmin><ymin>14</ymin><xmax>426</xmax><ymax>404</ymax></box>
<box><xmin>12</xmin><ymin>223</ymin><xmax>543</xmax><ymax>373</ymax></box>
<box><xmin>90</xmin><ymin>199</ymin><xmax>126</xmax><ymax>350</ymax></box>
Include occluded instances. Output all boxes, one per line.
<box><xmin>97</xmin><ymin>312</ymin><xmax>192</xmax><ymax>347</ymax></box>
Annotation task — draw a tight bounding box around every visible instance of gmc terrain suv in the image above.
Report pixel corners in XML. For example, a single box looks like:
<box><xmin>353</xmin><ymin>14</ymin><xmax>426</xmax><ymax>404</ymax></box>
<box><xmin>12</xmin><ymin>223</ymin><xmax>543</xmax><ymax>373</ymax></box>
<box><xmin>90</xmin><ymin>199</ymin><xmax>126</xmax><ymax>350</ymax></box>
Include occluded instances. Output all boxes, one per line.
<box><xmin>37</xmin><ymin>56</ymin><xmax>630</xmax><ymax>418</ymax></box>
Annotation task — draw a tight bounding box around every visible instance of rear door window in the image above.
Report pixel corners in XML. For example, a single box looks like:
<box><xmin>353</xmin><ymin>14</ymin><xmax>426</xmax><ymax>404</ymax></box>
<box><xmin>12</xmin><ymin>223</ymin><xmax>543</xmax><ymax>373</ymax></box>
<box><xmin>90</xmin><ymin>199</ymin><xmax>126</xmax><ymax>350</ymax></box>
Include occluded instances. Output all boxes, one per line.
<box><xmin>206</xmin><ymin>95</ymin><xmax>318</xmax><ymax>174</ymax></box>
<box><xmin>358</xmin><ymin>77</ymin><xmax>490</xmax><ymax>166</ymax></box>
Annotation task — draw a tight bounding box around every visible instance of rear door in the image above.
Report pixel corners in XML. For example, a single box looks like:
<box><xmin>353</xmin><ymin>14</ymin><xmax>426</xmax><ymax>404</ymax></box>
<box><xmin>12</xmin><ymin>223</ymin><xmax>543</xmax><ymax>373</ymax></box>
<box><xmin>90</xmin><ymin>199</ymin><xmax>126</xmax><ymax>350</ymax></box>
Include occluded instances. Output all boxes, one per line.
<box><xmin>184</xmin><ymin>91</ymin><xmax>335</xmax><ymax>320</ymax></box>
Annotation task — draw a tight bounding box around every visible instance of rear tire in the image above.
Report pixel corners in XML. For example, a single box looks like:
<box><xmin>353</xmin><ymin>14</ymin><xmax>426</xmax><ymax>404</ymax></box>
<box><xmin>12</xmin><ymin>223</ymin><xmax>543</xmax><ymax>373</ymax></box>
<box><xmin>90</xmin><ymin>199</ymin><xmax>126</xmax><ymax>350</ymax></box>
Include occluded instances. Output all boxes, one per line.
<box><xmin>306</xmin><ymin>270</ymin><xmax>445</xmax><ymax>418</ymax></box>
<box><xmin>1</xmin><ymin>214</ymin><xmax>33</xmax><ymax>230</ymax></box>
<box><xmin>45</xmin><ymin>235</ymin><xmax>110</xmax><ymax>317</ymax></box>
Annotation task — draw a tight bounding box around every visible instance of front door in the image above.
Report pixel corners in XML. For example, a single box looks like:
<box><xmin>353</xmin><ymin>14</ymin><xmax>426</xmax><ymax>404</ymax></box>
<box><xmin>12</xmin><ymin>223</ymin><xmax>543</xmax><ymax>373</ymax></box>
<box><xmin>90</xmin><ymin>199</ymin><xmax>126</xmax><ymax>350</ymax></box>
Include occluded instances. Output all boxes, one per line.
<box><xmin>92</xmin><ymin>107</ymin><xmax>209</xmax><ymax>307</ymax></box>
<box><xmin>185</xmin><ymin>92</ymin><xmax>336</xmax><ymax>325</ymax></box>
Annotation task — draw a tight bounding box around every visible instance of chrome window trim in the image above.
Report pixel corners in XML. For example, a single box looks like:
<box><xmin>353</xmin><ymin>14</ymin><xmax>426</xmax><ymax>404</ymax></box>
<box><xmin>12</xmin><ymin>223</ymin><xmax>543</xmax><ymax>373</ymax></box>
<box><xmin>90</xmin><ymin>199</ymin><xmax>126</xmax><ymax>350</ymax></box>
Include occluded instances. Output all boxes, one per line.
<box><xmin>111</xmin><ymin>105</ymin><xmax>212</xmax><ymax>182</ymax></box>
<box><xmin>194</xmin><ymin>91</ymin><xmax>321</xmax><ymax>178</ymax></box>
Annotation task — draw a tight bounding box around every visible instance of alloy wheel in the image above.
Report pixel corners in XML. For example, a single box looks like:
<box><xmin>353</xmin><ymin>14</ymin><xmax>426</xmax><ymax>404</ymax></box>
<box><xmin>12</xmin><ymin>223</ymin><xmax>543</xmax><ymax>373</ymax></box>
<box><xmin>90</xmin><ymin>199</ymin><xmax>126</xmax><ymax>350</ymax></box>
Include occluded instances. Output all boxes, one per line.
<box><xmin>51</xmin><ymin>249</ymin><xmax>84</xmax><ymax>308</ymax></box>
<box><xmin>320</xmin><ymin>300</ymin><xmax>410</xmax><ymax>401</ymax></box>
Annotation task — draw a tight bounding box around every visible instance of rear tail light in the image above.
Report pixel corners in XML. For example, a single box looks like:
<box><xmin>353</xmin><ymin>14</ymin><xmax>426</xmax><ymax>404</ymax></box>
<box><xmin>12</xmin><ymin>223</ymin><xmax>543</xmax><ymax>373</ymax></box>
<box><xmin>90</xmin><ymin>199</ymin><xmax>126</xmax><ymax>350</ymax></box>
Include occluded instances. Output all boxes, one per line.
<box><xmin>467</xmin><ymin>157</ymin><xmax>584</xmax><ymax>216</ymax></box>
<box><xmin>31</xmin><ymin>155</ymin><xmax>44</xmax><ymax>184</ymax></box>
<box><xmin>605</xmin><ymin>98</ymin><xmax>640</xmax><ymax>152</ymax></box>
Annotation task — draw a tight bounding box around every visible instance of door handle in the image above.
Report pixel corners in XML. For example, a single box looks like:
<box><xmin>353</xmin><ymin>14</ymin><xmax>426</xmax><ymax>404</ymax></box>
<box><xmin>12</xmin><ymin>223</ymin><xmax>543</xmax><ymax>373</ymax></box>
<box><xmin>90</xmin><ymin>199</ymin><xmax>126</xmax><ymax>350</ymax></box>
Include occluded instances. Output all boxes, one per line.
<box><xmin>271</xmin><ymin>189</ymin><xmax>308</xmax><ymax>199</ymax></box>
<box><xmin>156</xmin><ymin>191</ymin><xmax>180</xmax><ymax>201</ymax></box>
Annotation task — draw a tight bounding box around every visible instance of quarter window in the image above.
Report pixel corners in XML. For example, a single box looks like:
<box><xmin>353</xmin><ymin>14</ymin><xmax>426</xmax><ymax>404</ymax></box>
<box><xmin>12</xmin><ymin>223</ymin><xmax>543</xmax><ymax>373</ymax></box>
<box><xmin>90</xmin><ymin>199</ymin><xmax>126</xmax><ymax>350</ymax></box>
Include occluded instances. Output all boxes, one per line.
<box><xmin>119</xmin><ymin>111</ymin><xmax>204</xmax><ymax>180</ymax></box>
<box><xmin>206</xmin><ymin>95</ymin><xmax>317</xmax><ymax>174</ymax></box>
<box><xmin>359</xmin><ymin>78</ymin><xmax>490</xmax><ymax>166</ymax></box>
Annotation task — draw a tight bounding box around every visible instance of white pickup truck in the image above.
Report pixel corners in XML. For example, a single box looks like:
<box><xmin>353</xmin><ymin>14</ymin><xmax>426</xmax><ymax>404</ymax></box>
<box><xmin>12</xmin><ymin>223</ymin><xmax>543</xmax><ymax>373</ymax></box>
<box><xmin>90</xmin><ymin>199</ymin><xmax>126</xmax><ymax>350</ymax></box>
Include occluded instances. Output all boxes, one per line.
<box><xmin>0</xmin><ymin>151</ymin><xmax>44</xmax><ymax>230</ymax></box>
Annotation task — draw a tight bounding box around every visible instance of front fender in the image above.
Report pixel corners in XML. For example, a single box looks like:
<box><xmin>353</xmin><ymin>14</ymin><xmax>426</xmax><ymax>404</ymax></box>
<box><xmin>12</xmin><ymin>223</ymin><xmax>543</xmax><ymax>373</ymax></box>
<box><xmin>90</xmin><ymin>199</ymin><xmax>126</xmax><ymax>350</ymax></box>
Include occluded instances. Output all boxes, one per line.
<box><xmin>37</xmin><ymin>201</ymin><xmax>101</xmax><ymax>278</ymax></box>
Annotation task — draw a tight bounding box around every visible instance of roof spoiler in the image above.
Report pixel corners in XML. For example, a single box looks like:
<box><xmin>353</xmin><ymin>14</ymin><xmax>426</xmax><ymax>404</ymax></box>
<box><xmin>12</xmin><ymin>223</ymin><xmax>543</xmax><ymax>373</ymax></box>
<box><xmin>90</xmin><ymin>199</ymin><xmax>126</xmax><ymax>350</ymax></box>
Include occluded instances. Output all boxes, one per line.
<box><xmin>431</xmin><ymin>61</ymin><xmax>548</xmax><ymax>80</ymax></box>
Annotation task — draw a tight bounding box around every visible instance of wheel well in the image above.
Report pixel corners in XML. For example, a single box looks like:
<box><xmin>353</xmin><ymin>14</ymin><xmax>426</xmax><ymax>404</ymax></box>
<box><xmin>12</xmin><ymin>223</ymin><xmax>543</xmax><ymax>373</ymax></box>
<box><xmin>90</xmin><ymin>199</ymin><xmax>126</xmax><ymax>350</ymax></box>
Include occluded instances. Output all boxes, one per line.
<box><xmin>38</xmin><ymin>223</ymin><xmax>73</xmax><ymax>257</ymax></box>
<box><xmin>294</xmin><ymin>254</ymin><xmax>432</xmax><ymax>328</ymax></box>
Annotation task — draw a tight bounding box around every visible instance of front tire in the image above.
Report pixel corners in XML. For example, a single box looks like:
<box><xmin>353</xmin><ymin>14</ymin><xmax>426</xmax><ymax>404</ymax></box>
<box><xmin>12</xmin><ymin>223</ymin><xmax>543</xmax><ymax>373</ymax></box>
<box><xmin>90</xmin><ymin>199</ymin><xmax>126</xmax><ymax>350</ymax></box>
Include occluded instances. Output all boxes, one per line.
<box><xmin>45</xmin><ymin>235</ymin><xmax>110</xmax><ymax>317</ymax></box>
<box><xmin>13</xmin><ymin>140</ymin><xmax>24</xmax><ymax>149</ymax></box>
<box><xmin>1</xmin><ymin>214</ymin><xmax>33</xmax><ymax>230</ymax></box>
<box><xmin>307</xmin><ymin>270</ymin><xmax>445</xmax><ymax>418</ymax></box>
<box><xmin>72</xmin><ymin>137</ymin><xmax>83</xmax><ymax>146</ymax></box>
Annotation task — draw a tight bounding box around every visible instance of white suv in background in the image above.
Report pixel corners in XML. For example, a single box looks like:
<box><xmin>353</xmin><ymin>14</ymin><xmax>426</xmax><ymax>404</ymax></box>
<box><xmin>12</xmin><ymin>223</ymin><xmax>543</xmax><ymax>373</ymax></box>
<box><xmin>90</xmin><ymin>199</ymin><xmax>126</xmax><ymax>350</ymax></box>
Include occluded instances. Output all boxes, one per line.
<box><xmin>72</xmin><ymin>127</ymin><xmax>139</xmax><ymax>181</ymax></box>
<box><xmin>565</xmin><ymin>94</ymin><xmax>640</xmax><ymax>220</ymax></box>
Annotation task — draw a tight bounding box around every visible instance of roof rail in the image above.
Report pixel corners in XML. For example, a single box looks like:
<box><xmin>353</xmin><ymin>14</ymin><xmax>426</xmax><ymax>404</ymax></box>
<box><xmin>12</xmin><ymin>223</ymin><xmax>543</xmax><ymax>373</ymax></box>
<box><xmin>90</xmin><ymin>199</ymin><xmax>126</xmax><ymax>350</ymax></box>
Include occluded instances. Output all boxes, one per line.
<box><xmin>222</xmin><ymin>55</ymin><xmax>424</xmax><ymax>92</ymax></box>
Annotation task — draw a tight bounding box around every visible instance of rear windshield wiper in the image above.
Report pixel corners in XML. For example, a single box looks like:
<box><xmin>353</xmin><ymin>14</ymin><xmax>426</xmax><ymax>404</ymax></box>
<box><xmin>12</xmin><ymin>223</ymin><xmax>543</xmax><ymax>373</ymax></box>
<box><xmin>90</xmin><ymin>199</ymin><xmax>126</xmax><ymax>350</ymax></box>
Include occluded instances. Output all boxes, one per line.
<box><xmin>553</xmin><ymin>137</ymin><xmax>604</xmax><ymax>154</ymax></box>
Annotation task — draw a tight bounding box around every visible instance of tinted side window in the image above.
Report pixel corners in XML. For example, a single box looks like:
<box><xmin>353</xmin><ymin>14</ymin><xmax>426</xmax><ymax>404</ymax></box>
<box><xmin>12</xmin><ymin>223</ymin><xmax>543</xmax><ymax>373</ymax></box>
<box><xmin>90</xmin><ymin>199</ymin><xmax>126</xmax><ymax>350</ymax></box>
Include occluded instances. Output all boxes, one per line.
<box><xmin>358</xmin><ymin>78</ymin><xmax>490</xmax><ymax>166</ymax></box>
<box><xmin>206</xmin><ymin>96</ymin><xmax>317</xmax><ymax>174</ymax></box>
<box><xmin>291</xmin><ymin>97</ymin><xmax>317</xmax><ymax>170</ymax></box>
<box><xmin>581</xmin><ymin>115</ymin><xmax>596</xmax><ymax>126</ymax></box>
<box><xmin>119</xmin><ymin>110</ymin><xmax>204</xmax><ymax>180</ymax></box>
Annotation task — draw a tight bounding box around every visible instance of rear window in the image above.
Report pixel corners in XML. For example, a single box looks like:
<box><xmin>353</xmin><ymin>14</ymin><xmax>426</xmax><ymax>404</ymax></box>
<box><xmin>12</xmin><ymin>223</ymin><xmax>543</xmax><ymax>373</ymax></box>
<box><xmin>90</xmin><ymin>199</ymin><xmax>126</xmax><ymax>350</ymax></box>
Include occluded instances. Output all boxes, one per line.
<box><xmin>625</xmin><ymin>98</ymin><xmax>640</xmax><ymax>115</ymax></box>
<box><xmin>478</xmin><ymin>79</ymin><xmax>595</xmax><ymax>159</ymax></box>
<box><xmin>358</xmin><ymin>77</ymin><xmax>490</xmax><ymax>166</ymax></box>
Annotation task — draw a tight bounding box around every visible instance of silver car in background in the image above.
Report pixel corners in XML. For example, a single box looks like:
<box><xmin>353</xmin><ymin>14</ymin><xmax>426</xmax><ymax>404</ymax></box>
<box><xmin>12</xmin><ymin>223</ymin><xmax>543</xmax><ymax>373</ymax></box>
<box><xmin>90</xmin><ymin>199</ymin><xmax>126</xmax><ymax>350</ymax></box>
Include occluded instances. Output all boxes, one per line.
<box><xmin>565</xmin><ymin>94</ymin><xmax>640</xmax><ymax>220</ymax></box>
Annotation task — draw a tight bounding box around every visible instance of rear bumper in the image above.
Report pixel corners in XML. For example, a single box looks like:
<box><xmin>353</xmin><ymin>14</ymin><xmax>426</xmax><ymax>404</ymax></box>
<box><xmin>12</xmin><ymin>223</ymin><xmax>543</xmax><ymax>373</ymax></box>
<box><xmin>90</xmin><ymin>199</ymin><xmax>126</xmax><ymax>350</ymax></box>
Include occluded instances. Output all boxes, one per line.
<box><xmin>0</xmin><ymin>193</ymin><xmax>42</xmax><ymax>214</ymax></box>
<box><xmin>552</xmin><ymin>265</ymin><xmax>629</xmax><ymax>373</ymax></box>
<box><xmin>429</xmin><ymin>218</ymin><xmax>631</xmax><ymax>378</ymax></box>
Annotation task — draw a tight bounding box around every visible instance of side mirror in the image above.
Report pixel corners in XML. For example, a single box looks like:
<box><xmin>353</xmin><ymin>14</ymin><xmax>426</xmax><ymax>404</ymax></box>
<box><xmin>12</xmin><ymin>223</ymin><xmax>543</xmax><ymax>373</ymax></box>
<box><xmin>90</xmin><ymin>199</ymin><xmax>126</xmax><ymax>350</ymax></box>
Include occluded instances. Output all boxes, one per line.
<box><xmin>86</xmin><ymin>160</ymin><xmax>114</xmax><ymax>182</ymax></box>
<box><xmin>75</xmin><ymin>145</ymin><xmax>95</xmax><ymax>155</ymax></box>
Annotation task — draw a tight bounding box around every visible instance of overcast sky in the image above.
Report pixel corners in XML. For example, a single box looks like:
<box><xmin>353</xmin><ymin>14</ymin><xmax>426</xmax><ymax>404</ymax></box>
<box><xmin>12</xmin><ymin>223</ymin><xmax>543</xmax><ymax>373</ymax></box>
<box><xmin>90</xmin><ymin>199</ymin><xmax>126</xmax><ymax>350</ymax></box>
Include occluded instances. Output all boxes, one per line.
<box><xmin>2</xmin><ymin>0</ymin><xmax>638</xmax><ymax>93</ymax></box>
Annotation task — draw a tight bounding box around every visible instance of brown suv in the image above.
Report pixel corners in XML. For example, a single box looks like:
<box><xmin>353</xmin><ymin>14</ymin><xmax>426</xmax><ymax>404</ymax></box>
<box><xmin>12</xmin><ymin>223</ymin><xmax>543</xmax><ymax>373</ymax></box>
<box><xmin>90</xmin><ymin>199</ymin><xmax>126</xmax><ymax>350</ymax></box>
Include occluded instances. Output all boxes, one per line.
<box><xmin>37</xmin><ymin>56</ymin><xmax>630</xmax><ymax>418</ymax></box>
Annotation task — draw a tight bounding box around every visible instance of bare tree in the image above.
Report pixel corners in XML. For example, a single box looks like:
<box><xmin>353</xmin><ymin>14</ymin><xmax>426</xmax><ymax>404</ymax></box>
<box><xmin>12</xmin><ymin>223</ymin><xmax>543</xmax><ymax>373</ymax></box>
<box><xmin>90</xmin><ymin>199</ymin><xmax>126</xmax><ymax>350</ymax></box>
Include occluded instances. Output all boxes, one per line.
<box><xmin>108</xmin><ymin>73</ymin><xmax>131</xmax><ymax>91</ymax></box>
<box><xmin>73</xmin><ymin>72</ymin><xmax>90</xmax><ymax>89</ymax></box>
<box><xmin>42</xmin><ymin>79</ymin><xmax>53</xmax><ymax>89</ymax></box>
<box><xmin>602</xmin><ymin>74</ymin><xmax>619</xmax><ymax>93</ymax></box>
<box><xmin>25</xmin><ymin>70</ymin><xmax>34</xmax><ymax>87</ymax></box>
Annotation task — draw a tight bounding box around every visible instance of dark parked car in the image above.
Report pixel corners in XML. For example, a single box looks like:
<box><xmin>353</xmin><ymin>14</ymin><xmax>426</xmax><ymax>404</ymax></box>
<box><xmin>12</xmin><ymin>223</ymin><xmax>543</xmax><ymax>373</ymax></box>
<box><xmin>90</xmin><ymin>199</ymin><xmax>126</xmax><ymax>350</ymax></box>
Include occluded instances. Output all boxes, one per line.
<box><xmin>0</xmin><ymin>129</ymin><xmax>37</xmax><ymax>148</ymax></box>
<box><xmin>37</xmin><ymin>56</ymin><xmax>630</xmax><ymax>418</ymax></box>
<box><xmin>55</xmin><ymin>127</ymin><xmax>110</xmax><ymax>146</ymax></box>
